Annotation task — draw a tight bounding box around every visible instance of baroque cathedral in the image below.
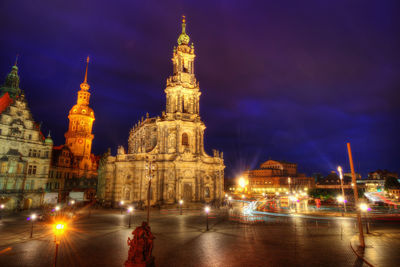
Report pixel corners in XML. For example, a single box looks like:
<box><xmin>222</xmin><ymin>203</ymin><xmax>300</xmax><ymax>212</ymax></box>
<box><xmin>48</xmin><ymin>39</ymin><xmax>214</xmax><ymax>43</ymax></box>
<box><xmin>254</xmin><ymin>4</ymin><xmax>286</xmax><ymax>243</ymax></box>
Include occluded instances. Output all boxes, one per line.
<box><xmin>98</xmin><ymin>17</ymin><xmax>225</xmax><ymax>206</ymax></box>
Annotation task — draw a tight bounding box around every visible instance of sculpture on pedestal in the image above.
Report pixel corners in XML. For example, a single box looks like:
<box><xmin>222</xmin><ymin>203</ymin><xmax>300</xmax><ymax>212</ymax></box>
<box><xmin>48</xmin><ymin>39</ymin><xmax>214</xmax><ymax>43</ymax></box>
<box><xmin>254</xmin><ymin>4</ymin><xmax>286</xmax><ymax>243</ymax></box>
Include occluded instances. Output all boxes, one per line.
<box><xmin>125</xmin><ymin>221</ymin><xmax>155</xmax><ymax>267</ymax></box>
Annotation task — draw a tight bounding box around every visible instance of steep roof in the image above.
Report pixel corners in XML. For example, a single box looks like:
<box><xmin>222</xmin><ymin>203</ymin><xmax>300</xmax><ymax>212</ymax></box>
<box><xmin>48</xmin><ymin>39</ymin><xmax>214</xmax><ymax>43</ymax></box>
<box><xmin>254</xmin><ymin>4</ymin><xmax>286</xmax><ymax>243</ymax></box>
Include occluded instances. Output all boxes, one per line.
<box><xmin>0</xmin><ymin>92</ymin><xmax>12</xmax><ymax>114</ymax></box>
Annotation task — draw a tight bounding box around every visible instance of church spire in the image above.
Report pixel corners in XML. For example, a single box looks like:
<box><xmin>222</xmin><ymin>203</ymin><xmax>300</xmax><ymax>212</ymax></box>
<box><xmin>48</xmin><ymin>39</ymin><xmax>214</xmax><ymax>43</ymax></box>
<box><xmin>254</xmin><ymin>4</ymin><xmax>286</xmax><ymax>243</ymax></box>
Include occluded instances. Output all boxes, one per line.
<box><xmin>84</xmin><ymin>56</ymin><xmax>89</xmax><ymax>83</ymax></box>
<box><xmin>80</xmin><ymin>56</ymin><xmax>90</xmax><ymax>91</ymax></box>
<box><xmin>1</xmin><ymin>57</ymin><xmax>21</xmax><ymax>99</ymax></box>
<box><xmin>14</xmin><ymin>54</ymin><xmax>19</xmax><ymax>66</ymax></box>
<box><xmin>177</xmin><ymin>15</ymin><xmax>190</xmax><ymax>45</ymax></box>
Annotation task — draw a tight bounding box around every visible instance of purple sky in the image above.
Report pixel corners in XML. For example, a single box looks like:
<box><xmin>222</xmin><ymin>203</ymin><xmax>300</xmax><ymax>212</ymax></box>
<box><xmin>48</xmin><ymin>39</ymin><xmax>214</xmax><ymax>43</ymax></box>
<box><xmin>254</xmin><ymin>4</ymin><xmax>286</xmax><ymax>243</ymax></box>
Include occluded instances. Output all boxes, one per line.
<box><xmin>1</xmin><ymin>1</ymin><xmax>399</xmax><ymax>178</ymax></box>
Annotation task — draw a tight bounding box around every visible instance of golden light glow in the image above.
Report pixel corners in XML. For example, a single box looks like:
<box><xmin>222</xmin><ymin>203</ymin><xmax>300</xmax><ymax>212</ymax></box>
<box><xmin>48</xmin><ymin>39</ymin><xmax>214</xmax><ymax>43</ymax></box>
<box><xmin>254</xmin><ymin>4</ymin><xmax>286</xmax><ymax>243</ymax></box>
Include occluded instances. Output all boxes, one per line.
<box><xmin>54</xmin><ymin>222</ymin><xmax>66</xmax><ymax>236</ymax></box>
<box><xmin>359</xmin><ymin>203</ymin><xmax>368</xmax><ymax>212</ymax></box>
<box><xmin>205</xmin><ymin>206</ymin><xmax>210</xmax><ymax>213</ymax></box>
<box><xmin>238</xmin><ymin>177</ymin><xmax>246</xmax><ymax>188</ymax></box>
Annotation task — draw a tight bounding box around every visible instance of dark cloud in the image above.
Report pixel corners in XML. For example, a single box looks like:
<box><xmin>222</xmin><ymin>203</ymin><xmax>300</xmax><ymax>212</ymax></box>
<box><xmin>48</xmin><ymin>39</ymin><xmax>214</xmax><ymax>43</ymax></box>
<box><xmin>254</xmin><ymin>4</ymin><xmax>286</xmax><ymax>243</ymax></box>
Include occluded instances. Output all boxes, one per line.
<box><xmin>0</xmin><ymin>0</ymin><xmax>399</xmax><ymax>178</ymax></box>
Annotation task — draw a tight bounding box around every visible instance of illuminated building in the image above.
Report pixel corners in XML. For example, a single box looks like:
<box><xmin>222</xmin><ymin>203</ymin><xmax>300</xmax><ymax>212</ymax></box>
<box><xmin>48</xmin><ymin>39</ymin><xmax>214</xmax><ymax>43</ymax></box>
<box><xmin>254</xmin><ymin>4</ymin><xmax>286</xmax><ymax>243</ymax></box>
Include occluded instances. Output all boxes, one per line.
<box><xmin>230</xmin><ymin>160</ymin><xmax>314</xmax><ymax>194</ymax></box>
<box><xmin>48</xmin><ymin>57</ymin><xmax>99</xmax><ymax>203</ymax></box>
<box><xmin>0</xmin><ymin>61</ymin><xmax>53</xmax><ymax>209</ymax></box>
<box><xmin>98</xmin><ymin>17</ymin><xmax>225</xmax><ymax>206</ymax></box>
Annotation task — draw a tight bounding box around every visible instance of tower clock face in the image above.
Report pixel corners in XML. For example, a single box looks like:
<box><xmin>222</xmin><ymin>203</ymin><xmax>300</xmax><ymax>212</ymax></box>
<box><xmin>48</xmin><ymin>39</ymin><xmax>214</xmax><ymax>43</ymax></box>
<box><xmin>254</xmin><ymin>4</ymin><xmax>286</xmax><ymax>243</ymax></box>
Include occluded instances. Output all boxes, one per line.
<box><xmin>78</xmin><ymin>139</ymin><xmax>83</xmax><ymax>144</ymax></box>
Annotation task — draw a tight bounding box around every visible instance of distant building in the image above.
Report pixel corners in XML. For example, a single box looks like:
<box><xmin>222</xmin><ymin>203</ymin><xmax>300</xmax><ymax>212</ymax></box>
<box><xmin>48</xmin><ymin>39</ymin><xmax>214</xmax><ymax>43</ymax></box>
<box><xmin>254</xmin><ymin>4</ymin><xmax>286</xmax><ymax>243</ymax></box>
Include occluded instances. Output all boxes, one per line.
<box><xmin>368</xmin><ymin>170</ymin><xmax>398</xmax><ymax>180</ymax></box>
<box><xmin>97</xmin><ymin>17</ymin><xmax>225</xmax><ymax>207</ymax></box>
<box><xmin>357</xmin><ymin>169</ymin><xmax>399</xmax><ymax>192</ymax></box>
<box><xmin>47</xmin><ymin>57</ymin><xmax>99</xmax><ymax>203</ymax></box>
<box><xmin>315</xmin><ymin>171</ymin><xmax>354</xmax><ymax>189</ymax></box>
<box><xmin>0</xmin><ymin>62</ymin><xmax>53</xmax><ymax>210</ymax></box>
<box><xmin>231</xmin><ymin>159</ymin><xmax>314</xmax><ymax>194</ymax></box>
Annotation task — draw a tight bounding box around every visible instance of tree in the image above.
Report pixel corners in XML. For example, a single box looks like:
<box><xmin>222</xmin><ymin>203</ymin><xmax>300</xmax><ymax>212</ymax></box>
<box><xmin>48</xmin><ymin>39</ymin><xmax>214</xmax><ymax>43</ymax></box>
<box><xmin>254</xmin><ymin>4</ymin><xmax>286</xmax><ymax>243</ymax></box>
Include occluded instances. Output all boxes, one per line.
<box><xmin>384</xmin><ymin>176</ymin><xmax>400</xmax><ymax>190</ymax></box>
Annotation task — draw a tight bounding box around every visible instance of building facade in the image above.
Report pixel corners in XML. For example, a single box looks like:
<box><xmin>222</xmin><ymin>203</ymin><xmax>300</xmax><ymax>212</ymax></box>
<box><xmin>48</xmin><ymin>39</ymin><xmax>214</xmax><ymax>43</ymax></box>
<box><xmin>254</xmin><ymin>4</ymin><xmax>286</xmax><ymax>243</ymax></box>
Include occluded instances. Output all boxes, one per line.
<box><xmin>47</xmin><ymin>57</ymin><xmax>99</xmax><ymax>203</ymax></box>
<box><xmin>0</xmin><ymin>63</ymin><xmax>53</xmax><ymax>210</ymax></box>
<box><xmin>98</xmin><ymin>17</ymin><xmax>225</xmax><ymax>206</ymax></box>
<box><xmin>230</xmin><ymin>159</ymin><xmax>314</xmax><ymax>195</ymax></box>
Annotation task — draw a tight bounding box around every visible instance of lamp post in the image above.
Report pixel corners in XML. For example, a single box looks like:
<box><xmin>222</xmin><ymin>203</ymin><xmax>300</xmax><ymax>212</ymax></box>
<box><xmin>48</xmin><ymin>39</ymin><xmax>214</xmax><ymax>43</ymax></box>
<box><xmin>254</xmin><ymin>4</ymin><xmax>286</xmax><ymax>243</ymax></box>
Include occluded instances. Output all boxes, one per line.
<box><xmin>337</xmin><ymin>166</ymin><xmax>347</xmax><ymax>213</ymax></box>
<box><xmin>145</xmin><ymin>157</ymin><xmax>156</xmax><ymax>224</ymax></box>
<box><xmin>288</xmin><ymin>177</ymin><xmax>291</xmax><ymax>194</ymax></box>
<box><xmin>53</xmin><ymin>222</ymin><xmax>65</xmax><ymax>267</ymax></box>
<box><xmin>30</xmin><ymin>214</ymin><xmax>37</xmax><ymax>238</ymax></box>
<box><xmin>0</xmin><ymin>204</ymin><xmax>4</xmax><ymax>220</ymax></box>
<box><xmin>228</xmin><ymin>196</ymin><xmax>232</xmax><ymax>209</ymax></box>
<box><xmin>241</xmin><ymin>194</ymin><xmax>245</xmax><ymax>207</ymax></box>
<box><xmin>337</xmin><ymin>196</ymin><xmax>345</xmax><ymax>217</ymax></box>
<box><xmin>179</xmin><ymin>200</ymin><xmax>183</xmax><ymax>215</ymax></box>
<box><xmin>205</xmin><ymin>206</ymin><xmax>210</xmax><ymax>231</ymax></box>
<box><xmin>55</xmin><ymin>205</ymin><xmax>60</xmax><ymax>217</ymax></box>
<box><xmin>360</xmin><ymin>203</ymin><xmax>370</xmax><ymax>234</ymax></box>
<box><xmin>347</xmin><ymin>143</ymin><xmax>365</xmax><ymax>248</ymax></box>
<box><xmin>120</xmin><ymin>200</ymin><xmax>125</xmax><ymax>214</ymax></box>
<box><xmin>127</xmin><ymin>206</ymin><xmax>134</xmax><ymax>228</ymax></box>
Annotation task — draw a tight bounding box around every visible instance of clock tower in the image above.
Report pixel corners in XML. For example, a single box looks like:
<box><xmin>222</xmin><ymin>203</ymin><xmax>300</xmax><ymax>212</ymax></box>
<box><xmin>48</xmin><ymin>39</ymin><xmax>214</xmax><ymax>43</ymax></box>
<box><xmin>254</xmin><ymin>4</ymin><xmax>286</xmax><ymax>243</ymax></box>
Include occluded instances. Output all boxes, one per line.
<box><xmin>64</xmin><ymin>56</ymin><xmax>95</xmax><ymax>170</ymax></box>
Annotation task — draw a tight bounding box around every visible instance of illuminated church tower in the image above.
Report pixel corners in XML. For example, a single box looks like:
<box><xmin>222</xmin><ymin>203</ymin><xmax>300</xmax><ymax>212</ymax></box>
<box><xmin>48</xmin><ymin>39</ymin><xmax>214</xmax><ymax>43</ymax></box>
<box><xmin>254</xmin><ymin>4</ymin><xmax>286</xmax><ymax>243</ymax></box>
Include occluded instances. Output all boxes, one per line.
<box><xmin>165</xmin><ymin>15</ymin><xmax>200</xmax><ymax>119</ymax></box>
<box><xmin>64</xmin><ymin>57</ymin><xmax>95</xmax><ymax>170</ymax></box>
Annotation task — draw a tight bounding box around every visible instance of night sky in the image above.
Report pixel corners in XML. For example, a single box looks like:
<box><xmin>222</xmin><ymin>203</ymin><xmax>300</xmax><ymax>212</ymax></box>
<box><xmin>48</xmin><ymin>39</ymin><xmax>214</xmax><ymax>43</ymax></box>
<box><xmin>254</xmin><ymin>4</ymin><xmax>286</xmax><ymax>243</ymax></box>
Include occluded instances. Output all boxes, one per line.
<box><xmin>1</xmin><ymin>1</ymin><xmax>399</xmax><ymax>178</ymax></box>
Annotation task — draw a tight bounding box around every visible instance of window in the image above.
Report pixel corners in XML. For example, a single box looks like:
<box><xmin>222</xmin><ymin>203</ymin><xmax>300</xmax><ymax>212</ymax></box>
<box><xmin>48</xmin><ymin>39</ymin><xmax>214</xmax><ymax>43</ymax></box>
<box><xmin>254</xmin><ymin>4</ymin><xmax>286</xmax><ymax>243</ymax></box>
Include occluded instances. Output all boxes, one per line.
<box><xmin>32</xmin><ymin>150</ymin><xmax>37</xmax><ymax>157</ymax></box>
<box><xmin>29</xmin><ymin>134</ymin><xmax>32</xmax><ymax>140</ymax></box>
<box><xmin>17</xmin><ymin>163</ymin><xmax>22</xmax><ymax>174</ymax></box>
<box><xmin>182</xmin><ymin>133</ymin><xmax>189</xmax><ymax>146</ymax></box>
<box><xmin>28</xmin><ymin>165</ymin><xmax>33</xmax><ymax>175</ymax></box>
<box><xmin>30</xmin><ymin>180</ymin><xmax>35</xmax><ymax>190</ymax></box>
<box><xmin>0</xmin><ymin>129</ymin><xmax>2</xmax><ymax>135</ymax></box>
<box><xmin>205</xmin><ymin>187</ymin><xmax>210</xmax><ymax>198</ymax></box>
<box><xmin>1</xmin><ymin>162</ymin><xmax>7</xmax><ymax>173</ymax></box>
<box><xmin>29</xmin><ymin>149</ymin><xmax>32</xmax><ymax>157</ymax></box>
<box><xmin>45</xmin><ymin>151</ymin><xmax>49</xmax><ymax>158</ymax></box>
<box><xmin>32</xmin><ymin>166</ymin><xmax>37</xmax><ymax>175</ymax></box>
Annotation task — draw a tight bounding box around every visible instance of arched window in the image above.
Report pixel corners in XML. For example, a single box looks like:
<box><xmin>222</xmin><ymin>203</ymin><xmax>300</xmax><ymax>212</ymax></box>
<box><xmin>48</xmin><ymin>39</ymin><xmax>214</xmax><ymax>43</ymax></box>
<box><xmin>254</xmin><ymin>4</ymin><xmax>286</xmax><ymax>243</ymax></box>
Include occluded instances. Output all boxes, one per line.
<box><xmin>182</xmin><ymin>133</ymin><xmax>189</xmax><ymax>146</ymax></box>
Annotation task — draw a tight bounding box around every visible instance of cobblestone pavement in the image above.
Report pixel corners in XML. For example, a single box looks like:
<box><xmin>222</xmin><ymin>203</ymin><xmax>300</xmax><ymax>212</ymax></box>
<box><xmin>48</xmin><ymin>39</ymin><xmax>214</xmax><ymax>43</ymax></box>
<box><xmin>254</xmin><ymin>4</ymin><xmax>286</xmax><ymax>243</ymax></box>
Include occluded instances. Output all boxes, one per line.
<box><xmin>0</xmin><ymin>208</ymin><xmax>399</xmax><ymax>267</ymax></box>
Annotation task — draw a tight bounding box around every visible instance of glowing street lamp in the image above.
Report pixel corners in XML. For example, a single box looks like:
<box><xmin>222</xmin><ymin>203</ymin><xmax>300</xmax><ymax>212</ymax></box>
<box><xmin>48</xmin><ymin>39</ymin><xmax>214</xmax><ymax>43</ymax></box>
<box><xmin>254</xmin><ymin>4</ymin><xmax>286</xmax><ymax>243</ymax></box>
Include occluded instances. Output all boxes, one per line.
<box><xmin>337</xmin><ymin>166</ymin><xmax>347</xmax><ymax>213</ymax></box>
<box><xmin>127</xmin><ymin>206</ymin><xmax>134</xmax><ymax>228</ymax></box>
<box><xmin>0</xmin><ymin>204</ymin><xmax>4</xmax><ymax>220</ymax></box>
<box><xmin>205</xmin><ymin>206</ymin><xmax>210</xmax><ymax>231</ymax></box>
<box><xmin>179</xmin><ymin>200</ymin><xmax>183</xmax><ymax>215</ymax></box>
<box><xmin>359</xmin><ymin>203</ymin><xmax>370</xmax><ymax>234</ymax></box>
<box><xmin>53</xmin><ymin>222</ymin><xmax>65</xmax><ymax>267</ymax></box>
<box><xmin>238</xmin><ymin>177</ymin><xmax>246</xmax><ymax>189</ymax></box>
<box><xmin>288</xmin><ymin>177</ymin><xmax>291</xmax><ymax>193</ymax></box>
<box><xmin>30</xmin><ymin>214</ymin><xmax>37</xmax><ymax>238</ymax></box>
<box><xmin>337</xmin><ymin>195</ymin><xmax>345</xmax><ymax>216</ymax></box>
<box><xmin>120</xmin><ymin>200</ymin><xmax>125</xmax><ymax>214</ymax></box>
<box><xmin>145</xmin><ymin>157</ymin><xmax>156</xmax><ymax>224</ymax></box>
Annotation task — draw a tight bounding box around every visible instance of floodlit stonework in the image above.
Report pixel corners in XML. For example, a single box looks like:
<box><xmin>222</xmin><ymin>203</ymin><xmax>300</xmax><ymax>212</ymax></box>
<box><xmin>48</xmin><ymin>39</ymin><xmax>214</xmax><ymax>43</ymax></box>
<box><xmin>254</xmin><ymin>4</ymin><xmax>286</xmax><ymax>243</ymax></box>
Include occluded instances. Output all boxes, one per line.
<box><xmin>0</xmin><ymin>63</ymin><xmax>52</xmax><ymax>210</ymax></box>
<box><xmin>98</xmin><ymin>17</ymin><xmax>225</xmax><ymax>206</ymax></box>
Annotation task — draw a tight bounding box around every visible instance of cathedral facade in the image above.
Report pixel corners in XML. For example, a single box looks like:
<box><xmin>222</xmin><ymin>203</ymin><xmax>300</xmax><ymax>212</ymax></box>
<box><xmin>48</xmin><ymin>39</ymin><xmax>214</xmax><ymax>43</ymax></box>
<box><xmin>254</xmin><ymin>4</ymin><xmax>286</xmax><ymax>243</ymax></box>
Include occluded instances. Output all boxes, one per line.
<box><xmin>0</xmin><ymin>62</ymin><xmax>53</xmax><ymax>210</ymax></box>
<box><xmin>98</xmin><ymin>17</ymin><xmax>225</xmax><ymax>206</ymax></box>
